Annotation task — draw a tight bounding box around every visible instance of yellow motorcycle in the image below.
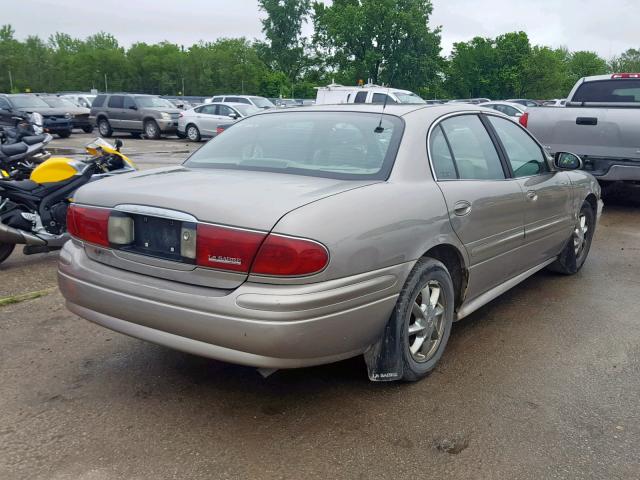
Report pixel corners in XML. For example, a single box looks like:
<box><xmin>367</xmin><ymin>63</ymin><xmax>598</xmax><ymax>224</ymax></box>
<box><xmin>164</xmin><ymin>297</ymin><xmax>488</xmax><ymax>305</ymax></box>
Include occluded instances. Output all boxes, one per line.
<box><xmin>0</xmin><ymin>138</ymin><xmax>136</xmax><ymax>263</ymax></box>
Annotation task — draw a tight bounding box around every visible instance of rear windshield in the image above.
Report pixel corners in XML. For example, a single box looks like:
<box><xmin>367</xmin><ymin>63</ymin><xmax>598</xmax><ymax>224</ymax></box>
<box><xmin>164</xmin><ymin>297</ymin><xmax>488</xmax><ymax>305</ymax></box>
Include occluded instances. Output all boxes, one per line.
<box><xmin>134</xmin><ymin>96</ymin><xmax>175</xmax><ymax>108</ymax></box>
<box><xmin>9</xmin><ymin>95</ymin><xmax>50</xmax><ymax>108</ymax></box>
<box><xmin>573</xmin><ymin>79</ymin><xmax>640</xmax><ymax>103</ymax></box>
<box><xmin>184</xmin><ymin>111</ymin><xmax>404</xmax><ymax>180</ymax></box>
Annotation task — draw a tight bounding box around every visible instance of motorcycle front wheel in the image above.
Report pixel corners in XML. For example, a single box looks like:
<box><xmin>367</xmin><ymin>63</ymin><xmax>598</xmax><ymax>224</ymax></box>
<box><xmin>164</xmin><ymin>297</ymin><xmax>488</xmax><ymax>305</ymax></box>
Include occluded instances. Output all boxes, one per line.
<box><xmin>0</xmin><ymin>242</ymin><xmax>15</xmax><ymax>264</ymax></box>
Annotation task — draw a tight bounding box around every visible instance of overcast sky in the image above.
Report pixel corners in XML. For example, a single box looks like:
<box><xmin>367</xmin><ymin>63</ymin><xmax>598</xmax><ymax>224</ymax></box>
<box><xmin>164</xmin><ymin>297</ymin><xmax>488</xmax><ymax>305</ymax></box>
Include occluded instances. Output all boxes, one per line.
<box><xmin>3</xmin><ymin>0</ymin><xmax>638</xmax><ymax>59</ymax></box>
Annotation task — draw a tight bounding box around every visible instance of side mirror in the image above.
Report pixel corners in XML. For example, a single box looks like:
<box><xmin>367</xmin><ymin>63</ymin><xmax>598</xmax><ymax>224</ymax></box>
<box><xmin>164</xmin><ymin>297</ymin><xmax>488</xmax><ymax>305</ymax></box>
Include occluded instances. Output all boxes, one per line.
<box><xmin>115</xmin><ymin>139</ymin><xmax>123</xmax><ymax>151</ymax></box>
<box><xmin>129</xmin><ymin>105</ymin><xmax>138</xmax><ymax>110</ymax></box>
<box><xmin>514</xmin><ymin>112</ymin><xmax>523</xmax><ymax>118</ymax></box>
<box><xmin>554</xmin><ymin>152</ymin><xmax>582</xmax><ymax>170</ymax></box>
<box><xmin>228</xmin><ymin>113</ymin><xmax>239</xmax><ymax>119</ymax></box>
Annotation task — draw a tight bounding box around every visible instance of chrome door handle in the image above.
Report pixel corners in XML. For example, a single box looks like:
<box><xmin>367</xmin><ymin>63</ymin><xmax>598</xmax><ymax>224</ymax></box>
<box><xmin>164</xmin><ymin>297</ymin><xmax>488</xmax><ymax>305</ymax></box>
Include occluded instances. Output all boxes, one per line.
<box><xmin>526</xmin><ymin>190</ymin><xmax>538</xmax><ymax>201</ymax></box>
<box><xmin>454</xmin><ymin>200</ymin><xmax>472</xmax><ymax>216</ymax></box>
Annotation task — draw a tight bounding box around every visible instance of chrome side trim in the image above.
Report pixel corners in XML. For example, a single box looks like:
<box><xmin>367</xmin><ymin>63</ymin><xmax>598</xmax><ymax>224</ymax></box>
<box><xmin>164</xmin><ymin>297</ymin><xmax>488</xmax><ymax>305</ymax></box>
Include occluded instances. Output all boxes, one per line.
<box><xmin>456</xmin><ymin>258</ymin><xmax>555</xmax><ymax>321</ymax></box>
<box><xmin>114</xmin><ymin>204</ymin><xmax>198</xmax><ymax>222</ymax></box>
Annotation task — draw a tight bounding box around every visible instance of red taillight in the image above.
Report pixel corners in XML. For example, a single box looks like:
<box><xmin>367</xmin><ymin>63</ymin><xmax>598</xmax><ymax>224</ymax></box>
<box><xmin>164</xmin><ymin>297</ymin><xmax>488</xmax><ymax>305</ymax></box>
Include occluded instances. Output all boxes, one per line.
<box><xmin>66</xmin><ymin>204</ymin><xmax>110</xmax><ymax>247</ymax></box>
<box><xmin>216</xmin><ymin>126</ymin><xmax>225</xmax><ymax>135</ymax></box>
<box><xmin>196</xmin><ymin>224</ymin><xmax>266</xmax><ymax>273</ymax></box>
<box><xmin>519</xmin><ymin>112</ymin><xmax>529</xmax><ymax>128</ymax></box>
<box><xmin>251</xmin><ymin>234</ymin><xmax>328</xmax><ymax>276</ymax></box>
<box><xmin>611</xmin><ymin>73</ymin><xmax>640</xmax><ymax>79</ymax></box>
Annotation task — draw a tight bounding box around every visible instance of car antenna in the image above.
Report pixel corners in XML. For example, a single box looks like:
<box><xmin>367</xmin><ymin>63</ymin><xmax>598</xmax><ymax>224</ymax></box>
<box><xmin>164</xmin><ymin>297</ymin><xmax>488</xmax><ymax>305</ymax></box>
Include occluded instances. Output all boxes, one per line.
<box><xmin>375</xmin><ymin>77</ymin><xmax>394</xmax><ymax>133</ymax></box>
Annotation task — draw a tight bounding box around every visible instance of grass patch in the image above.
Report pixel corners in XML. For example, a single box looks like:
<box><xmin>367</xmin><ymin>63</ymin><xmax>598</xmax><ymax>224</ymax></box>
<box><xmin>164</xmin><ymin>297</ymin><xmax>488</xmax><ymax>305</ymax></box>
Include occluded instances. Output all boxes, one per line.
<box><xmin>0</xmin><ymin>288</ymin><xmax>55</xmax><ymax>307</ymax></box>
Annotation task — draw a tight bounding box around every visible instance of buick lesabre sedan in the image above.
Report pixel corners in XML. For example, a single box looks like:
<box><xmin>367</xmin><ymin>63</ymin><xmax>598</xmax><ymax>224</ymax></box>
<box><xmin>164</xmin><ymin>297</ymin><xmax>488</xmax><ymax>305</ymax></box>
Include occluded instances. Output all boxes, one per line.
<box><xmin>58</xmin><ymin>104</ymin><xmax>600</xmax><ymax>382</ymax></box>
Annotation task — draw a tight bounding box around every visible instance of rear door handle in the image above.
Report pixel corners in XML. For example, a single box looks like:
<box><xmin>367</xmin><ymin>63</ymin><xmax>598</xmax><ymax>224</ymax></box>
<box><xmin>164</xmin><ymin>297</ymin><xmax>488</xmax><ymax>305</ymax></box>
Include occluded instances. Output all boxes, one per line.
<box><xmin>453</xmin><ymin>200</ymin><xmax>472</xmax><ymax>216</ymax></box>
<box><xmin>576</xmin><ymin>117</ymin><xmax>598</xmax><ymax>126</ymax></box>
<box><xmin>526</xmin><ymin>190</ymin><xmax>538</xmax><ymax>201</ymax></box>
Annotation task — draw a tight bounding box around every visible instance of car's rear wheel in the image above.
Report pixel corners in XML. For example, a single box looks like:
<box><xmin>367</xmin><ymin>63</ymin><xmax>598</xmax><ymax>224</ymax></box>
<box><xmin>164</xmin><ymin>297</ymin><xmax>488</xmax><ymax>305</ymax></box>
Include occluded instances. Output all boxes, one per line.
<box><xmin>98</xmin><ymin>118</ymin><xmax>112</xmax><ymax>137</ymax></box>
<box><xmin>186</xmin><ymin>124</ymin><xmax>201</xmax><ymax>142</ymax></box>
<box><xmin>548</xmin><ymin>201</ymin><xmax>595</xmax><ymax>275</ymax></box>
<box><xmin>144</xmin><ymin>120</ymin><xmax>161</xmax><ymax>139</ymax></box>
<box><xmin>393</xmin><ymin>258</ymin><xmax>455</xmax><ymax>381</ymax></box>
<box><xmin>0</xmin><ymin>242</ymin><xmax>15</xmax><ymax>265</ymax></box>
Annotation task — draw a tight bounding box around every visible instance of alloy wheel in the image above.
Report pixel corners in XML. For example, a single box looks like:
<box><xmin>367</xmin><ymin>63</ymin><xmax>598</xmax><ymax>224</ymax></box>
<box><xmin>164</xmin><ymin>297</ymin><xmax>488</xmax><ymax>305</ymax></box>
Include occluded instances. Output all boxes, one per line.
<box><xmin>146</xmin><ymin>122</ymin><xmax>158</xmax><ymax>138</ymax></box>
<box><xmin>573</xmin><ymin>214</ymin><xmax>589</xmax><ymax>256</ymax></box>
<box><xmin>407</xmin><ymin>280</ymin><xmax>446</xmax><ymax>362</ymax></box>
<box><xmin>187</xmin><ymin>126</ymin><xmax>199</xmax><ymax>141</ymax></box>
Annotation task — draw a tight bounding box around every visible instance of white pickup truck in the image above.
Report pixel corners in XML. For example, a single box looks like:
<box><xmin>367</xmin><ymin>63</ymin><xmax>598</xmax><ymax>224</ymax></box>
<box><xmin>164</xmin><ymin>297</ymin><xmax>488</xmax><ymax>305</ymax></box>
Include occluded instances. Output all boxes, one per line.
<box><xmin>523</xmin><ymin>73</ymin><xmax>640</xmax><ymax>187</ymax></box>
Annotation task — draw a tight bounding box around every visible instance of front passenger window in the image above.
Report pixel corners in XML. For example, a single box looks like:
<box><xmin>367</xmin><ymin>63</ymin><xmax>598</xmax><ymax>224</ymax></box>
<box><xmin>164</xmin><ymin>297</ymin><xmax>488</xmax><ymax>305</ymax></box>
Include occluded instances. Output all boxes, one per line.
<box><xmin>487</xmin><ymin>116</ymin><xmax>548</xmax><ymax>177</ymax></box>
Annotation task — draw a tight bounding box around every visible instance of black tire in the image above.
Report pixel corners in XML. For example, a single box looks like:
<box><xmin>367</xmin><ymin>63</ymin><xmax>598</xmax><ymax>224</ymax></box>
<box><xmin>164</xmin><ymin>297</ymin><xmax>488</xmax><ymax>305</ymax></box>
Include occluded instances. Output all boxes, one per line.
<box><xmin>392</xmin><ymin>257</ymin><xmax>455</xmax><ymax>382</ymax></box>
<box><xmin>82</xmin><ymin>125</ymin><xmax>94</xmax><ymax>133</ymax></box>
<box><xmin>130</xmin><ymin>132</ymin><xmax>142</xmax><ymax>139</ymax></box>
<box><xmin>98</xmin><ymin>118</ymin><xmax>113</xmax><ymax>137</ymax></box>
<box><xmin>548</xmin><ymin>201</ymin><xmax>595</xmax><ymax>275</ymax></box>
<box><xmin>57</xmin><ymin>130</ymin><xmax>72</xmax><ymax>138</ymax></box>
<box><xmin>144</xmin><ymin>120</ymin><xmax>161</xmax><ymax>140</ymax></box>
<box><xmin>0</xmin><ymin>242</ymin><xmax>15</xmax><ymax>265</ymax></box>
<box><xmin>176</xmin><ymin>130</ymin><xmax>186</xmax><ymax>139</ymax></box>
<box><xmin>186</xmin><ymin>124</ymin><xmax>201</xmax><ymax>142</ymax></box>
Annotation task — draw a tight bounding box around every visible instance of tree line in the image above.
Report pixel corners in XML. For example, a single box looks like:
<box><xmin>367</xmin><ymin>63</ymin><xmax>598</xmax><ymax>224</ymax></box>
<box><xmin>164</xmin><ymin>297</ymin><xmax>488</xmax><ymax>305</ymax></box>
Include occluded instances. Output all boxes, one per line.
<box><xmin>1</xmin><ymin>0</ymin><xmax>640</xmax><ymax>100</ymax></box>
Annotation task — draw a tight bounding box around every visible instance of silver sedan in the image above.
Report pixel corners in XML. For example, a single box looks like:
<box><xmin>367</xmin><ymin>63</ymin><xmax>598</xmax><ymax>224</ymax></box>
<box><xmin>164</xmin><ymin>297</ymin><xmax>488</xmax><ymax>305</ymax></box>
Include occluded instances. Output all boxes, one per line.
<box><xmin>58</xmin><ymin>104</ymin><xmax>601</xmax><ymax>382</ymax></box>
<box><xmin>178</xmin><ymin>102</ymin><xmax>260</xmax><ymax>141</ymax></box>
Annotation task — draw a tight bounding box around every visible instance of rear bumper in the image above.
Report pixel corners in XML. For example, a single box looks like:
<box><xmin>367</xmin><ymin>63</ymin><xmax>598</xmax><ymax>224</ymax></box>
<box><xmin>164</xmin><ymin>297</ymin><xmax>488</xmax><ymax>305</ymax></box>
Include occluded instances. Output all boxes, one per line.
<box><xmin>583</xmin><ymin>157</ymin><xmax>640</xmax><ymax>181</ymax></box>
<box><xmin>58</xmin><ymin>241</ymin><xmax>408</xmax><ymax>369</ymax></box>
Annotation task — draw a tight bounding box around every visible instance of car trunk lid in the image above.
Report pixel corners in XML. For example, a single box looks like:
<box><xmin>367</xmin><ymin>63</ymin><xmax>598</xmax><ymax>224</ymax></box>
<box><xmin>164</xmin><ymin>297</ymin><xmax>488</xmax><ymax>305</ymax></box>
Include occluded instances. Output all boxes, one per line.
<box><xmin>73</xmin><ymin>166</ymin><xmax>379</xmax><ymax>288</ymax></box>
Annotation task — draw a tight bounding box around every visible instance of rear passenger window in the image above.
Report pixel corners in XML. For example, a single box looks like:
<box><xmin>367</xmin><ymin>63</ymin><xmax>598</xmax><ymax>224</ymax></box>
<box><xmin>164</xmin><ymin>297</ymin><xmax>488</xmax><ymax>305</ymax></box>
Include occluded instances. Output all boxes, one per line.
<box><xmin>107</xmin><ymin>96</ymin><xmax>124</xmax><ymax>108</ymax></box>
<box><xmin>212</xmin><ymin>97</ymin><xmax>223</xmax><ymax>103</ymax></box>
<box><xmin>92</xmin><ymin>95</ymin><xmax>106</xmax><ymax>108</ymax></box>
<box><xmin>487</xmin><ymin>116</ymin><xmax>548</xmax><ymax>177</ymax></box>
<box><xmin>440</xmin><ymin>115</ymin><xmax>505</xmax><ymax>180</ymax></box>
<box><xmin>123</xmin><ymin>96</ymin><xmax>136</xmax><ymax>109</ymax></box>
<box><xmin>354</xmin><ymin>92</ymin><xmax>367</xmax><ymax>104</ymax></box>
<box><xmin>429</xmin><ymin>125</ymin><xmax>457</xmax><ymax>179</ymax></box>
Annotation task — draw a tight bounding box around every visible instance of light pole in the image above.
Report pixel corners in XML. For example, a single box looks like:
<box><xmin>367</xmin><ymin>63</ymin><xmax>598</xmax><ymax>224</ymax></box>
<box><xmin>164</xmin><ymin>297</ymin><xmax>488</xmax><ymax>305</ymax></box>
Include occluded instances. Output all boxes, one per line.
<box><xmin>104</xmin><ymin>73</ymin><xmax>108</xmax><ymax>93</ymax></box>
<box><xmin>8</xmin><ymin>70</ymin><xmax>13</xmax><ymax>92</ymax></box>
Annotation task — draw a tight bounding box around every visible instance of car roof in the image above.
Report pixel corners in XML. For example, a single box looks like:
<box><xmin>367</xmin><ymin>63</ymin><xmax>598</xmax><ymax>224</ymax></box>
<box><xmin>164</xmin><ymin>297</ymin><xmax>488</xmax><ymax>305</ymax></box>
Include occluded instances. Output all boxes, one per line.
<box><xmin>254</xmin><ymin>103</ymin><xmax>494</xmax><ymax>118</ymax></box>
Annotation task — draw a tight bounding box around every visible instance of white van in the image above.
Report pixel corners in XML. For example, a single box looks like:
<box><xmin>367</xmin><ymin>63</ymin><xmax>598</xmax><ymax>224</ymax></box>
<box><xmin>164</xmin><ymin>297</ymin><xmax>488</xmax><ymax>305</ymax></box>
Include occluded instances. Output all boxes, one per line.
<box><xmin>315</xmin><ymin>84</ymin><xmax>425</xmax><ymax>105</ymax></box>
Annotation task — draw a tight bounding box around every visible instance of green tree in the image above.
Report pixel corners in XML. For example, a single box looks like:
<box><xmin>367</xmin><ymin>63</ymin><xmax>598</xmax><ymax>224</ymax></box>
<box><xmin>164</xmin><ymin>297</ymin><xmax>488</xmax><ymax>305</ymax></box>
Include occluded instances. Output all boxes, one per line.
<box><xmin>609</xmin><ymin>48</ymin><xmax>640</xmax><ymax>73</ymax></box>
<box><xmin>258</xmin><ymin>0</ymin><xmax>311</xmax><ymax>81</ymax></box>
<box><xmin>312</xmin><ymin>0</ymin><xmax>442</xmax><ymax>91</ymax></box>
<box><xmin>564</xmin><ymin>50</ymin><xmax>609</xmax><ymax>91</ymax></box>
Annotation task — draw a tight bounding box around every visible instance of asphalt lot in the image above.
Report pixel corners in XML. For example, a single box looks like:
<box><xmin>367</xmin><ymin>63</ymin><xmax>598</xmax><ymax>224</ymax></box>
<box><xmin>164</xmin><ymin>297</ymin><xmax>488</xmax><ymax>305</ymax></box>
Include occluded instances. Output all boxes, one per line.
<box><xmin>1</xmin><ymin>133</ymin><xmax>639</xmax><ymax>479</ymax></box>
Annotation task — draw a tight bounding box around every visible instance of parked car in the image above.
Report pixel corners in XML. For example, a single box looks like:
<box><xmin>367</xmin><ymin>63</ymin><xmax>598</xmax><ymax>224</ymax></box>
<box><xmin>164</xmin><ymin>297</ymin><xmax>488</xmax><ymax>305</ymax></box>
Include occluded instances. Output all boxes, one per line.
<box><xmin>481</xmin><ymin>101</ymin><xmax>528</xmax><ymax>120</ymax></box>
<box><xmin>506</xmin><ymin>99</ymin><xmax>541</xmax><ymax>107</ymax></box>
<box><xmin>274</xmin><ymin>98</ymin><xmax>300</xmax><ymax>108</ymax></box>
<box><xmin>58</xmin><ymin>104</ymin><xmax>600</xmax><ymax>382</ymax></box>
<box><xmin>40</xmin><ymin>95</ymin><xmax>93</xmax><ymax>133</ymax></box>
<box><xmin>315</xmin><ymin>83</ymin><xmax>426</xmax><ymax>105</ymax></box>
<box><xmin>59</xmin><ymin>93</ymin><xmax>97</xmax><ymax>109</ymax></box>
<box><xmin>523</xmin><ymin>73</ymin><xmax>640</xmax><ymax>189</ymax></box>
<box><xmin>178</xmin><ymin>102</ymin><xmax>260</xmax><ymax>141</ymax></box>
<box><xmin>206</xmin><ymin>95</ymin><xmax>275</xmax><ymax>109</ymax></box>
<box><xmin>542</xmin><ymin>99</ymin><xmax>567</xmax><ymax>107</ymax></box>
<box><xmin>0</xmin><ymin>94</ymin><xmax>73</xmax><ymax>138</ymax></box>
<box><xmin>91</xmin><ymin>94</ymin><xmax>181</xmax><ymax>139</ymax></box>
